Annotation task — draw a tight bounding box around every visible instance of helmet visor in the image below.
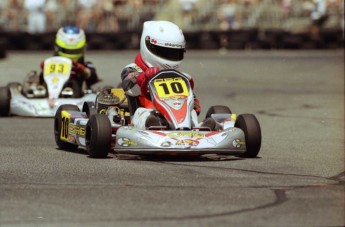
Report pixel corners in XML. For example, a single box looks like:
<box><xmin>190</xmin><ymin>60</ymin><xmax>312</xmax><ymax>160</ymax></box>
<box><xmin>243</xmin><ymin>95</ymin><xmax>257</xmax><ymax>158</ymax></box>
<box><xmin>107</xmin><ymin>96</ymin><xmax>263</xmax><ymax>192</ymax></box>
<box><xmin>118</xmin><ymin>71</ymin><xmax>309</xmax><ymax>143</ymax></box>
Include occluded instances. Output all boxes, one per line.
<box><xmin>146</xmin><ymin>39</ymin><xmax>185</xmax><ymax>61</ymax></box>
<box><xmin>55</xmin><ymin>46</ymin><xmax>85</xmax><ymax>55</ymax></box>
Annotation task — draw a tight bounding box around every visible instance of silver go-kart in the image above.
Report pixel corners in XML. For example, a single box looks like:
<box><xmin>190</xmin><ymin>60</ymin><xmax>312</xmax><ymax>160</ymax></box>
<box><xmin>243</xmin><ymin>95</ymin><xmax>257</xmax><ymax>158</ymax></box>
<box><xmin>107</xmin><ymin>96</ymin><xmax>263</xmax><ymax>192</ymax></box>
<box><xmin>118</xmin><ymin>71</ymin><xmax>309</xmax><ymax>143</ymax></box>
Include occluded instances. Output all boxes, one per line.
<box><xmin>54</xmin><ymin>69</ymin><xmax>262</xmax><ymax>158</ymax></box>
<box><xmin>0</xmin><ymin>56</ymin><xmax>97</xmax><ymax>117</ymax></box>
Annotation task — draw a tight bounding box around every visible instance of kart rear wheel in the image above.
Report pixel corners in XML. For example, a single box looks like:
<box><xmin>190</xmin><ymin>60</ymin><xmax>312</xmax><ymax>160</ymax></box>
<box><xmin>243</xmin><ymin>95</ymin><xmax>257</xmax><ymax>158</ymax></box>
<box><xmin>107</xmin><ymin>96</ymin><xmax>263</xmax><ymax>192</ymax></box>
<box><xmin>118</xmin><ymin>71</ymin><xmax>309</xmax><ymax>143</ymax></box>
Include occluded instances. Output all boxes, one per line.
<box><xmin>235</xmin><ymin>114</ymin><xmax>261</xmax><ymax>158</ymax></box>
<box><xmin>82</xmin><ymin>101</ymin><xmax>97</xmax><ymax>117</ymax></box>
<box><xmin>86</xmin><ymin>114</ymin><xmax>112</xmax><ymax>158</ymax></box>
<box><xmin>0</xmin><ymin>86</ymin><xmax>10</xmax><ymax>116</ymax></box>
<box><xmin>62</xmin><ymin>79</ymin><xmax>83</xmax><ymax>98</ymax></box>
<box><xmin>54</xmin><ymin>104</ymin><xmax>80</xmax><ymax>151</ymax></box>
<box><xmin>205</xmin><ymin>105</ymin><xmax>232</xmax><ymax>118</ymax></box>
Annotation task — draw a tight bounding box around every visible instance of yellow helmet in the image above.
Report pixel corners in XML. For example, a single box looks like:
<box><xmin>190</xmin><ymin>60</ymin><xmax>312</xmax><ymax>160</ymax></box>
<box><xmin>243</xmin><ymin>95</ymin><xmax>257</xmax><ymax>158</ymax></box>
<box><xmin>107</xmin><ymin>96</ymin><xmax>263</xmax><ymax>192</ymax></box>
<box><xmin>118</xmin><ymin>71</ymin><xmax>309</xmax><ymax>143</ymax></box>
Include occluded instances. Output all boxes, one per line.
<box><xmin>54</xmin><ymin>26</ymin><xmax>86</xmax><ymax>61</ymax></box>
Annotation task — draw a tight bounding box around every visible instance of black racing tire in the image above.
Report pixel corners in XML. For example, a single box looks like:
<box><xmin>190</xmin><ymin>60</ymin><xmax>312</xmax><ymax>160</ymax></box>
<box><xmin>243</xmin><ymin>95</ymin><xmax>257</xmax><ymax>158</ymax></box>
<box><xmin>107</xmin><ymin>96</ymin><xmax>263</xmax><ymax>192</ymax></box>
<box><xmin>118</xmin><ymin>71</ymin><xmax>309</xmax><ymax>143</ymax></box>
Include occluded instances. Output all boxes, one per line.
<box><xmin>7</xmin><ymin>82</ymin><xmax>22</xmax><ymax>95</ymax></box>
<box><xmin>61</xmin><ymin>79</ymin><xmax>83</xmax><ymax>98</ymax></box>
<box><xmin>86</xmin><ymin>114</ymin><xmax>112</xmax><ymax>158</ymax></box>
<box><xmin>205</xmin><ymin>105</ymin><xmax>232</xmax><ymax>119</ymax></box>
<box><xmin>54</xmin><ymin>104</ymin><xmax>80</xmax><ymax>151</ymax></box>
<box><xmin>235</xmin><ymin>114</ymin><xmax>261</xmax><ymax>158</ymax></box>
<box><xmin>82</xmin><ymin>101</ymin><xmax>97</xmax><ymax>118</ymax></box>
<box><xmin>0</xmin><ymin>86</ymin><xmax>11</xmax><ymax>116</ymax></box>
<box><xmin>7</xmin><ymin>82</ymin><xmax>21</xmax><ymax>88</ymax></box>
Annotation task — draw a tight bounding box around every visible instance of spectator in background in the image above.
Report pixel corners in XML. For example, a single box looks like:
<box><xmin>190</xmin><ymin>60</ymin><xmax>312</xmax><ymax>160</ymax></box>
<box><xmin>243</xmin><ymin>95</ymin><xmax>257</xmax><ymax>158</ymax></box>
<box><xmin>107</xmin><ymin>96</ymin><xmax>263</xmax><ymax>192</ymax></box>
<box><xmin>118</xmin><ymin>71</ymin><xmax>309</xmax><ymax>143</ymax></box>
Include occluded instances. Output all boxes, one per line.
<box><xmin>310</xmin><ymin>0</ymin><xmax>328</xmax><ymax>38</ymax></box>
<box><xmin>178</xmin><ymin>0</ymin><xmax>198</xmax><ymax>29</ymax></box>
<box><xmin>217</xmin><ymin>0</ymin><xmax>240</xmax><ymax>31</ymax></box>
<box><xmin>24</xmin><ymin>0</ymin><xmax>47</xmax><ymax>33</ymax></box>
<box><xmin>302</xmin><ymin>0</ymin><xmax>315</xmax><ymax>17</ymax></box>
<box><xmin>4</xmin><ymin>0</ymin><xmax>25</xmax><ymax>31</ymax></box>
<box><xmin>58</xmin><ymin>0</ymin><xmax>78</xmax><ymax>27</ymax></box>
<box><xmin>96</xmin><ymin>0</ymin><xmax>119</xmax><ymax>32</ymax></box>
<box><xmin>128</xmin><ymin>0</ymin><xmax>144</xmax><ymax>30</ymax></box>
<box><xmin>280</xmin><ymin>0</ymin><xmax>292</xmax><ymax>19</ymax></box>
<box><xmin>45</xmin><ymin>0</ymin><xmax>58</xmax><ymax>31</ymax></box>
<box><xmin>76</xmin><ymin>0</ymin><xmax>97</xmax><ymax>32</ymax></box>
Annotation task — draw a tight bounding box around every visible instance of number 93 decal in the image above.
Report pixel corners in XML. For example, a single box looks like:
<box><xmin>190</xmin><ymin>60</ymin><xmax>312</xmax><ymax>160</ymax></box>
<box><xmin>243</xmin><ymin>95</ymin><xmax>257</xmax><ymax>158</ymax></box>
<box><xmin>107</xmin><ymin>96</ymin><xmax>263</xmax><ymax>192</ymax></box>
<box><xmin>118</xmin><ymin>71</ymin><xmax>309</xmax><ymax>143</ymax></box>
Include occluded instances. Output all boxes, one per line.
<box><xmin>44</xmin><ymin>62</ymin><xmax>70</xmax><ymax>76</ymax></box>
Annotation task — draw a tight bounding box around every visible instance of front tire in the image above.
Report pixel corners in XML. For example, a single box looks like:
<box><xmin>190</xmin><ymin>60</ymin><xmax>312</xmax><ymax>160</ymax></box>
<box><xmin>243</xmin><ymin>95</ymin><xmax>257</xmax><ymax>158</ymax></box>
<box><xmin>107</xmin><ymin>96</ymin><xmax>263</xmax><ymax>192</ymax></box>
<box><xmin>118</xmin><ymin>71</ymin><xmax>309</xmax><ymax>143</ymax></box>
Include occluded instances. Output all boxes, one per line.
<box><xmin>54</xmin><ymin>104</ymin><xmax>80</xmax><ymax>151</ymax></box>
<box><xmin>205</xmin><ymin>105</ymin><xmax>232</xmax><ymax>119</ymax></box>
<box><xmin>86</xmin><ymin>114</ymin><xmax>112</xmax><ymax>158</ymax></box>
<box><xmin>0</xmin><ymin>86</ymin><xmax>10</xmax><ymax>116</ymax></box>
<box><xmin>235</xmin><ymin>114</ymin><xmax>261</xmax><ymax>158</ymax></box>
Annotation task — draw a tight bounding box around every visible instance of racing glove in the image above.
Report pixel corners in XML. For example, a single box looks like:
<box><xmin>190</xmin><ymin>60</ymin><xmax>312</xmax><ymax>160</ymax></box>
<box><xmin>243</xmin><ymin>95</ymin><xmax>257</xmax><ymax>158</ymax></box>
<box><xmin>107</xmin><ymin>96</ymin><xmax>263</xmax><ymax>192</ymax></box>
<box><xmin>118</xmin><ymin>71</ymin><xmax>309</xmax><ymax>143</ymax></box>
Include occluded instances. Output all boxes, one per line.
<box><xmin>136</xmin><ymin>67</ymin><xmax>160</xmax><ymax>97</ymax></box>
<box><xmin>73</xmin><ymin>61</ymin><xmax>91</xmax><ymax>79</ymax></box>
<box><xmin>194</xmin><ymin>97</ymin><xmax>201</xmax><ymax>116</ymax></box>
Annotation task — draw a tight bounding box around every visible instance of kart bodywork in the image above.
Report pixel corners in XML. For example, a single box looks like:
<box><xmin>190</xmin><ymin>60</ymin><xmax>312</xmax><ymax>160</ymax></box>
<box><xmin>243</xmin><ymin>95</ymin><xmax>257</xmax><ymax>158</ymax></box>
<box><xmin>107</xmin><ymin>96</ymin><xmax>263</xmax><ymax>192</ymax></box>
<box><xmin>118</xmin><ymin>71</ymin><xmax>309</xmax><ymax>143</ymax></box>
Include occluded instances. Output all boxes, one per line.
<box><xmin>0</xmin><ymin>56</ymin><xmax>97</xmax><ymax>117</ymax></box>
<box><xmin>54</xmin><ymin>70</ymin><xmax>261</xmax><ymax>158</ymax></box>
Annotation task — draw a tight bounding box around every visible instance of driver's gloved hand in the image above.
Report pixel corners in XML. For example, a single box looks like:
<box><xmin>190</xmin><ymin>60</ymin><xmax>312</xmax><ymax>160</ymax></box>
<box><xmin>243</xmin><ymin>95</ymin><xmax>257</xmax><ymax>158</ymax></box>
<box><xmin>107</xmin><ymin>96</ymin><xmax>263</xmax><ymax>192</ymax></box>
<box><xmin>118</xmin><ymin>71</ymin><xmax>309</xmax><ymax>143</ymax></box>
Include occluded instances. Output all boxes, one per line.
<box><xmin>194</xmin><ymin>98</ymin><xmax>201</xmax><ymax>116</ymax></box>
<box><xmin>73</xmin><ymin>61</ymin><xmax>91</xmax><ymax>78</ymax></box>
<box><xmin>144</xmin><ymin>67</ymin><xmax>160</xmax><ymax>79</ymax></box>
<box><xmin>136</xmin><ymin>67</ymin><xmax>160</xmax><ymax>97</ymax></box>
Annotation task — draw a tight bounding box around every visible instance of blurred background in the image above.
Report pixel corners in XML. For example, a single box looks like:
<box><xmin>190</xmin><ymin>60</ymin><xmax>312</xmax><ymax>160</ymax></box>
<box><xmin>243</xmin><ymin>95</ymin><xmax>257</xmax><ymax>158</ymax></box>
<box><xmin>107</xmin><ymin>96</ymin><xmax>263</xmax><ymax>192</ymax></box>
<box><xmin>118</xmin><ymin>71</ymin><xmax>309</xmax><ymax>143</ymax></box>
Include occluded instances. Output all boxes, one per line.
<box><xmin>0</xmin><ymin>0</ymin><xmax>344</xmax><ymax>58</ymax></box>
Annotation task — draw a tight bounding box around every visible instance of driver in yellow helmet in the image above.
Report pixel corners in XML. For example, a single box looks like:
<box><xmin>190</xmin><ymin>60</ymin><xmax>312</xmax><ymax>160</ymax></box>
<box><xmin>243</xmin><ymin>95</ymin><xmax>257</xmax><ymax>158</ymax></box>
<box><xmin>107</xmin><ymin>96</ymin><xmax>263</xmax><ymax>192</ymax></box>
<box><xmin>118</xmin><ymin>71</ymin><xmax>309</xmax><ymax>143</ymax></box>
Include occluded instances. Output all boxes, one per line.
<box><xmin>24</xmin><ymin>26</ymin><xmax>100</xmax><ymax>97</ymax></box>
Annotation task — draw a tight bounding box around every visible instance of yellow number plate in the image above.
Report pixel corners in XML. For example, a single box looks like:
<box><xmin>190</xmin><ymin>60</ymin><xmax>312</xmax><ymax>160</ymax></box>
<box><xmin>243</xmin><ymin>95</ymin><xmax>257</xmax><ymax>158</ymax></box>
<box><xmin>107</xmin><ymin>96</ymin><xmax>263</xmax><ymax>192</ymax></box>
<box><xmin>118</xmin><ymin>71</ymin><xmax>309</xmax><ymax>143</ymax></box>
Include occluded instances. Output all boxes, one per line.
<box><xmin>153</xmin><ymin>77</ymin><xmax>189</xmax><ymax>99</ymax></box>
<box><xmin>60</xmin><ymin>110</ymin><xmax>70</xmax><ymax>141</ymax></box>
<box><xmin>44</xmin><ymin>63</ymin><xmax>70</xmax><ymax>76</ymax></box>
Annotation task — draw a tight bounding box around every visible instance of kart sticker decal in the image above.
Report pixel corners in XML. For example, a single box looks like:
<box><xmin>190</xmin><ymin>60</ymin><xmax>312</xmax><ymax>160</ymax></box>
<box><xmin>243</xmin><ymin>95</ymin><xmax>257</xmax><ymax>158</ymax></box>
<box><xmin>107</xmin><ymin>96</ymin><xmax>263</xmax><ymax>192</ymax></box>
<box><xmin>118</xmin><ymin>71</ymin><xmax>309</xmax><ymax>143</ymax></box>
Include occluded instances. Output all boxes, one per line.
<box><xmin>176</xmin><ymin>139</ymin><xmax>199</xmax><ymax>146</ymax></box>
<box><xmin>69</xmin><ymin>124</ymin><xmax>86</xmax><ymax>136</ymax></box>
<box><xmin>232</xmin><ymin>139</ymin><xmax>245</xmax><ymax>148</ymax></box>
<box><xmin>117</xmin><ymin>137</ymin><xmax>137</xmax><ymax>147</ymax></box>
<box><xmin>153</xmin><ymin>77</ymin><xmax>189</xmax><ymax>99</ymax></box>
<box><xmin>44</xmin><ymin>62</ymin><xmax>70</xmax><ymax>76</ymax></box>
<box><xmin>205</xmin><ymin>132</ymin><xmax>218</xmax><ymax>137</ymax></box>
<box><xmin>161</xmin><ymin>141</ymin><xmax>172</xmax><ymax>147</ymax></box>
<box><xmin>167</xmin><ymin>132</ymin><xmax>204</xmax><ymax>139</ymax></box>
<box><xmin>151</xmin><ymin>131</ymin><xmax>166</xmax><ymax>136</ymax></box>
<box><xmin>60</xmin><ymin>110</ymin><xmax>71</xmax><ymax>141</ymax></box>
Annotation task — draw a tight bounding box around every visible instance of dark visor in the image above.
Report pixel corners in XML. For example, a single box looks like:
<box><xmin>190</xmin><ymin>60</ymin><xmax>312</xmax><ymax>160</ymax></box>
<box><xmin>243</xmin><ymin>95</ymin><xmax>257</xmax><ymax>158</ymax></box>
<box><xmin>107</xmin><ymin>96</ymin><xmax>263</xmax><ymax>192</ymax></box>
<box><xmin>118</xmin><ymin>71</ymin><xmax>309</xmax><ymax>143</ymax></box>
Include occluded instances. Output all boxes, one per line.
<box><xmin>55</xmin><ymin>46</ymin><xmax>85</xmax><ymax>55</ymax></box>
<box><xmin>146</xmin><ymin>39</ymin><xmax>185</xmax><ymax>61</ymax></box>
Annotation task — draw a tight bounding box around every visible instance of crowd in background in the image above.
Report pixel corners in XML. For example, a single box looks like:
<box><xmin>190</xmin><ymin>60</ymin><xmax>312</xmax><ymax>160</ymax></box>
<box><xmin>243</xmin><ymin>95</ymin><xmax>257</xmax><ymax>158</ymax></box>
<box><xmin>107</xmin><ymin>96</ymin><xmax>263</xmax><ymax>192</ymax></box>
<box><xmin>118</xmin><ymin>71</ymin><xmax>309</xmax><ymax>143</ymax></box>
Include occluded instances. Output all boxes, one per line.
<box><xmin>0</xmin><ymin>0</ymin><xmax>343</xmax><ymax>34</ymax></box>
<box><xmin>0</xmin><ymin>0</ymin><xmax>164</xmax><ymax>33</ymax></box>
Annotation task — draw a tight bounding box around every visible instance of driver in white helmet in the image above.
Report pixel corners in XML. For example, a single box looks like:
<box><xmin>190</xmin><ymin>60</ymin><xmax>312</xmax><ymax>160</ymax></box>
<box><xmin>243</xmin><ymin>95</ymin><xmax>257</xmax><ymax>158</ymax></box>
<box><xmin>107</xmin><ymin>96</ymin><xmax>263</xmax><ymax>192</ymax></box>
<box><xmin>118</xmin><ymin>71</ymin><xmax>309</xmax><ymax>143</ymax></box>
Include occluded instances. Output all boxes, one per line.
<box><xmin>121</xmin><ymin>21</ymin><xmax>203</xmax><ymax>130</ymax></box>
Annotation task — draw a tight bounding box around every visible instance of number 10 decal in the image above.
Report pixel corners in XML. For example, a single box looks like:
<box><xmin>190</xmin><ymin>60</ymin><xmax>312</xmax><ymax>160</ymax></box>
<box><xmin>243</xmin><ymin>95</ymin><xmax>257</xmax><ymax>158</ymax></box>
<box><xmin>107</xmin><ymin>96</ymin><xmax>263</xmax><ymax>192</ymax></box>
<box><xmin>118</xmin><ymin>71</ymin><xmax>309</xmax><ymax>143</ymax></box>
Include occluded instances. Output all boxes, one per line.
<box><xmin>154</xmin><ymin>77</ymin><xmax>189</xmax><ymax>98</ymax></box>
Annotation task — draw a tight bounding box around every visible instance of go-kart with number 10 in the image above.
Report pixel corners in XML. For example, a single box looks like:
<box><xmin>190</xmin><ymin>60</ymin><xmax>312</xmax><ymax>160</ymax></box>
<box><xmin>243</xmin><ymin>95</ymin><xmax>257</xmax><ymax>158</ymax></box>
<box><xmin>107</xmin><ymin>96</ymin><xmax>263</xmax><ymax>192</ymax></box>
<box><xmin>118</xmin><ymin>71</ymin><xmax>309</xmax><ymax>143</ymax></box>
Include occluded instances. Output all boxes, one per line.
<box><xmin>54</xmin><ymin>69</ymin><xmax>261</xmax><ymax>158</ymax></box>
<box><xmin>0</xmin><ymin>56</ymin><xmax>97</xmax><ymax>117</ymax></box>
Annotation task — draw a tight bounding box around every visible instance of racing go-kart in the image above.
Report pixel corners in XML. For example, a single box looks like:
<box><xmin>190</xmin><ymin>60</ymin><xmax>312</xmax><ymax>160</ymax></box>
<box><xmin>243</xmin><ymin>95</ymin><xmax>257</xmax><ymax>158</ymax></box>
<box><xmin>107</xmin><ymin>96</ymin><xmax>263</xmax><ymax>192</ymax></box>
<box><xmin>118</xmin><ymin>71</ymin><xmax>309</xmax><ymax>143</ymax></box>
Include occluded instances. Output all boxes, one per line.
<box><xmin>0</xmin><ymin>56</ymin><xmax>97</xmax><ymax>117</ymax></box>
<box><xmin>54</xmin><ymin>69</ymin><xmax>261</xmax><ymax>158</ymax></box>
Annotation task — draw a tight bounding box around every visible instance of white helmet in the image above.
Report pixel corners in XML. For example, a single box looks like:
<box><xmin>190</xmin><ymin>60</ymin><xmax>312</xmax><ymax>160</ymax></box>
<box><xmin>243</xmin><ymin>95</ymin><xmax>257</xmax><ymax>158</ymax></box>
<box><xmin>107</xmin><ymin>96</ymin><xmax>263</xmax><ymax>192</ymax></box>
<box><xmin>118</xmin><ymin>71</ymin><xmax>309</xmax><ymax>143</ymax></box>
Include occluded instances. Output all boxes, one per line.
<box><xmin>140</xmin><ymin>21</ymin><xmax>186</xmax><ymax>69</ymax></box>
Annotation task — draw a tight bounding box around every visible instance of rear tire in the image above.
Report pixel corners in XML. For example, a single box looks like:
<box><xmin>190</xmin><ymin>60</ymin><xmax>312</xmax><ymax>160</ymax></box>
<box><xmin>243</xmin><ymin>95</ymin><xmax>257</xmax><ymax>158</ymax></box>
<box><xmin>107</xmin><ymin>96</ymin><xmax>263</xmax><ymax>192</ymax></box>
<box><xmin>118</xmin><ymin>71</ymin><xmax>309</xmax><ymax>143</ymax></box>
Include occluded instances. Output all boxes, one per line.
<box><xmin>82</xmin><ymin>101</ymin><xmax>97</xmax><ymax>117</ymax></box>
<box><xmin>0</xmin><ymin>86</ymin><xmax>10</xmax><ymax>116</ymax></box>
<box><xmin>62</xmin><ymin>79</ymin><xmax>83</xmax><ymax>98</ymax></box>
<box><xmin>86</xmin><ymin>114</ymin><xmax>112</xmax><ymax>158</ymax></box>
<box><xmin>235</xmin><ymin>114</ymin><xmax>261</xmax><ymax>158</ymax></box>
<box><xmin>205</xmin><ymin>105</ymin><xmax>232</xmax><ymax>118</ymax></box>
<box><xmin>54</xmin><ymin>104</ymin><xmax>80</xmax><ymax>150</ymax></box>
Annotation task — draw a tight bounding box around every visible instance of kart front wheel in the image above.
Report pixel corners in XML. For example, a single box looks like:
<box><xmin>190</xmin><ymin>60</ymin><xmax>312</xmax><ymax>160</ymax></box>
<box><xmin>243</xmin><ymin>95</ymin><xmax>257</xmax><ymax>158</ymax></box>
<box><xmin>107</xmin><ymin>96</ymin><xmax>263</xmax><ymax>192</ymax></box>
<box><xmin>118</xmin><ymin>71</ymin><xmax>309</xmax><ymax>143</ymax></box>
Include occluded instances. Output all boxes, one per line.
<box><xmin>205</xmin><ymin>105</ymin><xmax>232</xmax><ymax>119</ymax></box>
<box><xmin>54</xmin><ymin>104</ymin><xmax>80</xmax><ymax>151</ymax></box>
<box><xmin>235</xmin><ymin>114</ymin><xmax>261</xmax><ymax>158</ymax></box>
<box><xmin>86</xmin><ymin>114</ymin><xmax>112</xmax><ymax>158</ymax></box>
<box><xmin>0</xmin><ymin>86</ymin><xmax>10</xmax><ymax>116</ymax></box>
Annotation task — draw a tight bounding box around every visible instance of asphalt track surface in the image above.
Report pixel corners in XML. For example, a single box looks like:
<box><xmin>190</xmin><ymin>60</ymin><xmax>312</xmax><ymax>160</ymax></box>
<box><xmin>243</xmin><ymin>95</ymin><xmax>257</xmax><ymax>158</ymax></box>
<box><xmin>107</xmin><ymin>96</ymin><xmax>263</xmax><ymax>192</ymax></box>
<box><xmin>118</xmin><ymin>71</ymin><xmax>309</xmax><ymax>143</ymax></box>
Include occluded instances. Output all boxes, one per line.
<box><xmin>0</xmin><ymin>50</ymin><xmax>344</xmax><ymax>227</ymax></box>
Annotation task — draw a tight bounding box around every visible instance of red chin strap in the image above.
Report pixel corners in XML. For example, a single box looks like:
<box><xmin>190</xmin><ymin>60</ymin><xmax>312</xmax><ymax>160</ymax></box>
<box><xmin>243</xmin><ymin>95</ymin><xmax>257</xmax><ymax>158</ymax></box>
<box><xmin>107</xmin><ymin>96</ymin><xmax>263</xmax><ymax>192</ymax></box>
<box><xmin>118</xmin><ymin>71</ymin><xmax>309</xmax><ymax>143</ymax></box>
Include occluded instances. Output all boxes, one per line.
<box><xmin>134</xmin><ymin>54</ymin><xmax>149</xmax><ymax>71</ymax></box>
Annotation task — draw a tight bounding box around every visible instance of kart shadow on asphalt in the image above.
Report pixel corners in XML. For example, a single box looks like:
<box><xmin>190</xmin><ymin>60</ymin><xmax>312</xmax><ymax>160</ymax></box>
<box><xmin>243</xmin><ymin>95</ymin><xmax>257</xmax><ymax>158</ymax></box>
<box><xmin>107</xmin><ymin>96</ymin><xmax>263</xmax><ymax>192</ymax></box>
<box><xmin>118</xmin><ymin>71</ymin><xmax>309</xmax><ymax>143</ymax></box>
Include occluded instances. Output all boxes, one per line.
<box><xmin>55</xmin><ymin>148</ymin><xmax>114</xmax><ymax>159</ymax></box>
<box><xmin>115</xmin><ymin>154</ymin><xmax>254</xmax><ymax>162</ymax></box>
<box><xmin>55</xmin><ymin>148</ymin><xmax>261</xmax><ymax>161</ymax></box>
